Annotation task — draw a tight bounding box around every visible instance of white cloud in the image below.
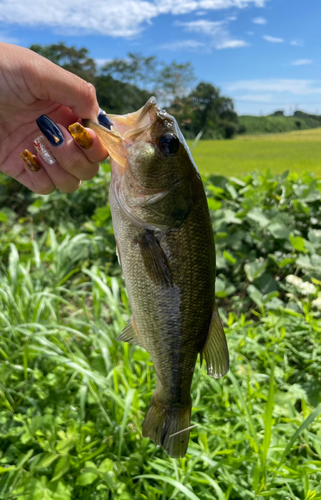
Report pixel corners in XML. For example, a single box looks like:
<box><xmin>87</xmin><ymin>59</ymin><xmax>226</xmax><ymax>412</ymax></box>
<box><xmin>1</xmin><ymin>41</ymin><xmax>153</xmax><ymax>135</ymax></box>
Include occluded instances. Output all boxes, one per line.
<box><xmin>291</xmin><ymin>39</ymin><xmax>304</xmax><ymax>46</ymax></box>
<box><xmin>217</xmin><ymin>39</ymin><xmax>247</xmax><ymax>48</ymax></box>
<box><xmin>177</xmin><ymin>19</ymin><xmax>249</xmax><ymax>49</ymax></box>
<box><xmin>160</xmin><ymin>39</ymin><xmax>205</xmax><ymax>50</ymax></box>
<box><xmin>226</xmin><ymin>79</ymin><xmax>321</xmax><ymax>95</ymax></box>
<box><xmin>177</xmin><ymin>19</ymin><xmax>224</xmax><ymax>34</ymax></box>
<box><xmin>292</xmin><ymin>59</ymin><xmax>312</xmax><ymax>66</ymax></box>
<box><xmin>0</xmin><ymin>0</ymin><xmax>270</xmax><ymax>37</ymax></box>
<box><xmin>263</xmin><ymin>35</ymin><xmax>284</xmax><ymax>43</ymax></box>
<box><xmin>252</xmin><ymin>17</ymin><xmax>267</xmax><ymax>24</ymax></box>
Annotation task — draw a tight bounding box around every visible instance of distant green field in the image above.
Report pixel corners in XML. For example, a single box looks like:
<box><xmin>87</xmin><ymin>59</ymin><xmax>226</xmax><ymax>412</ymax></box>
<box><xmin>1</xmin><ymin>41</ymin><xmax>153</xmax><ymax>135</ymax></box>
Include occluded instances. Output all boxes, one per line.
<box><xmin>189</xmin><ymin>127</ymin><xmax>321</xmax><ymax>177</ymax></box>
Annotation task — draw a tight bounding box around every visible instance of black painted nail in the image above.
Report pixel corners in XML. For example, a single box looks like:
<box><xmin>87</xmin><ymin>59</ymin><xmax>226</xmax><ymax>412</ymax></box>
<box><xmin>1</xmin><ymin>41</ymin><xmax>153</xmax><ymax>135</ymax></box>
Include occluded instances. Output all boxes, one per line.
<box><xmin>36</xmin><ymin>115</ymin><xmax>64</xmax><ymax>146</ymax></box>
<box><xmin>98</xmin><ymin>108</ymin><xmax>113</xmax><ymax>130</ymax></box>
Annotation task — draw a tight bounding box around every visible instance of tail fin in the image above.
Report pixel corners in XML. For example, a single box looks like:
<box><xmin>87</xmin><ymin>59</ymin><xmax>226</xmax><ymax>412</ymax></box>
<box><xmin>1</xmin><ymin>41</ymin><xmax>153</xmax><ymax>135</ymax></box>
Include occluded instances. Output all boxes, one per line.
<box><xmin>142</xmin><ymin>393</ymin><xmax>192</xmax><ymax>458</ymax></box>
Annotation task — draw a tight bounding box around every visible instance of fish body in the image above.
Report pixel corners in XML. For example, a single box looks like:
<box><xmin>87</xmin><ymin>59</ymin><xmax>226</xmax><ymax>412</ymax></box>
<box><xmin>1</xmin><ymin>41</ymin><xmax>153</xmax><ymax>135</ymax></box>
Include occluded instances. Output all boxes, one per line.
<box><xmin>86</xmin><ymin>98</ymin><xmax>229</xmax><ymax>457</ymax></box>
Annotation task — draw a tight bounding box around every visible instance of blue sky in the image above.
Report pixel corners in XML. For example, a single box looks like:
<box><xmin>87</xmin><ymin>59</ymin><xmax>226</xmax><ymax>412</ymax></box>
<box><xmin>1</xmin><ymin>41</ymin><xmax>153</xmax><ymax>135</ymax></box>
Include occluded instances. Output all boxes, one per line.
<box><xmin>0</xmin><ymin>0</ymin><xmax>320</xmax><ymax>115</ymax></box>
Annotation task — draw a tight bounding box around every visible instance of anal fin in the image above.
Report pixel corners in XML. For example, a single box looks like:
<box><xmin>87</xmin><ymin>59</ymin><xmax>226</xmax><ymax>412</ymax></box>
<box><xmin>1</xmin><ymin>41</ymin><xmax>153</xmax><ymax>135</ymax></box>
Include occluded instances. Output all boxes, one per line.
<box><xmin>116</xmin><ymin>317</ymin><xmax>144</xmax><ymax>348</ymax></box>
<box><xmin>201</xmin><ymin>302</ymin><xmax>229</xmax><ymax>378</ymax></box>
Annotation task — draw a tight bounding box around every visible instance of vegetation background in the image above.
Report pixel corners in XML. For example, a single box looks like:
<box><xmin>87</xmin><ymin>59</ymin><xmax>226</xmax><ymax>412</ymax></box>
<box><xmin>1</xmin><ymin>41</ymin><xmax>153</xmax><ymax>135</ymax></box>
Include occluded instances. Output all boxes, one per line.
<box><xmin>30</xmin><ymin>43</ymin><xmax>321</xmax><ymax>140</ymax></box>
<box><xmin>0</xmin><ymin>43</ymin><xmax>321</xmax><ymax>500</ymax></box>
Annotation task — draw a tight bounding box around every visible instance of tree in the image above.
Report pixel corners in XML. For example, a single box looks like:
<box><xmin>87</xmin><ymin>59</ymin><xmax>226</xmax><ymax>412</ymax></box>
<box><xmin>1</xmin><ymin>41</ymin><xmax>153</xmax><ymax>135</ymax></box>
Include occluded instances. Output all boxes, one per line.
<box><xmin>170</xmin><ymin>82</ymin><xmax>238</xmax><ymax>139</ymax></box>
<box><xmin>96</xmin><ymin>75</ymin><xmax>151</xmax><ymax>115</ymax></box>
<box><xmin>30</xmin><ymin>42</ymin><xmax>97</xmax><ymax>83</ymax></box>
<box><xmin>101</xmin><ymin>53</ymin><xmax>158</xmax><ymax>91</ymax></box>
<box><xmin>155</xmin><ymin>62</ymin><xmax>195</xmax><ymax>107</ymax></box>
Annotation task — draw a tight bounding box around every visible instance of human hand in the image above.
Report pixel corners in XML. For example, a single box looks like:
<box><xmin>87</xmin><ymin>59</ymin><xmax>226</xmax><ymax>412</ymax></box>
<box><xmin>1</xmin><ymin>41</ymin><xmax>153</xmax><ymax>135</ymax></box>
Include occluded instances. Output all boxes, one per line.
<box><xmin>0</xmin><ymin>43</ymin><xmax>109</xmax><ymax>194</ymax></box>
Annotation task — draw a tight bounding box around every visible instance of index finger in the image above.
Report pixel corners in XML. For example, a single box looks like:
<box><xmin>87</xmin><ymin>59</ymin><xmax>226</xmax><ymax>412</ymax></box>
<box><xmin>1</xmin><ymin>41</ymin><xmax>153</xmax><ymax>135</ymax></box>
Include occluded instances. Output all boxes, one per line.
<box><xmin>28</xmin><ymin>48</ymin><xmax>99</xmax><ymax>121</ymax></box>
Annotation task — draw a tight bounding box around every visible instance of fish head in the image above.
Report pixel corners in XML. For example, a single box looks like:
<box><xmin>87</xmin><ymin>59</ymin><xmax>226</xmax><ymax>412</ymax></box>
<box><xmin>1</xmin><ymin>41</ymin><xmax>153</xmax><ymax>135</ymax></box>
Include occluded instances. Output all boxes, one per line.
<box><xmin>86</xmin><ymin>97</ymin><xmax>198</xmax><ymax>191</ymax></box>
<box><xmin>124</xmin><ymin>97</ymin><xmax>197</xmax><ymax>190</ymax></box>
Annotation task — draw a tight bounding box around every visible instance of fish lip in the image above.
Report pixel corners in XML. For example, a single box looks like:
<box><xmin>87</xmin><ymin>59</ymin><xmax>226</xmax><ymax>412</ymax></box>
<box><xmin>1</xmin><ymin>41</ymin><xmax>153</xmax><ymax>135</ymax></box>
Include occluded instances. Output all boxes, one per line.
<box><xmin>124</xmin><ymin>97</ymin><xmax>177</xmax><ymax>141</ymax></box>
<box><xmin>136</xmin><ymin>96</ymin><xmax>158</xmax><ymax>124</ymax></box>
<box><xmin>123</xmin><ymin>97</ymin><xmax>159</xmax><ymax>140</ymax></box>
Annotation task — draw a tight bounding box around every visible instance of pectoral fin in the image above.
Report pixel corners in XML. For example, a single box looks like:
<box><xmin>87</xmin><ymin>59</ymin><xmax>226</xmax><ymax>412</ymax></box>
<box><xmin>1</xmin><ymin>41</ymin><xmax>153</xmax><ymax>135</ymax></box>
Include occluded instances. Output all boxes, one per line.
<box><xmin>138</xmin><ymin>230</ymin><xmax>172</xmax><ymax>288</ymax></box>
<box><xmin>116</xmin><ymin>317</ymin><xmax>144</xmax><ymax>348</ymax></box>
<box><xmin>201</xmin><ymin>302</ymin><xmax>229</xmax><ymax>378</ymax></box>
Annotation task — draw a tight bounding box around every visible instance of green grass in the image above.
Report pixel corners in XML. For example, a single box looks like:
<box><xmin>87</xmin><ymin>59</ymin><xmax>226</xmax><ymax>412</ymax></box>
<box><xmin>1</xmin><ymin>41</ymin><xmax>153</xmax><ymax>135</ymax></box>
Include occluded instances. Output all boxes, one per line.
<box><xmin>189</xmin><ymin>128</ymin><xmax>321</xmax><ymax>177</ymax></box>
<box><xmin>1</xmin><ymin>169</ymin><xmax>321</xmax><ymax>499</ymax></box>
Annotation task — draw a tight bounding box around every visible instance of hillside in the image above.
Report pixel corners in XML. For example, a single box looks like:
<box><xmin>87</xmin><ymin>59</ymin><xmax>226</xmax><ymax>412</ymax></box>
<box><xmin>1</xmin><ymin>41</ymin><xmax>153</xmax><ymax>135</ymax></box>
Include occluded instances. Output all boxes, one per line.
<box><xmin>238</xmin><ymin>111</ymin><xmax>321</xmax><ymax>135</ymax></box>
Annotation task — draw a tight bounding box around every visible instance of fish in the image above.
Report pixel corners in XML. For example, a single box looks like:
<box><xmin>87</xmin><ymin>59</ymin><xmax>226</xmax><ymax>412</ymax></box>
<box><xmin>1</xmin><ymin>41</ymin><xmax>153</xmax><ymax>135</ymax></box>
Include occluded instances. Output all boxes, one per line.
<box><xmin>84</xmin><ymin>97</ymin><xmax>229</xmax><ymax>458</ymax></box>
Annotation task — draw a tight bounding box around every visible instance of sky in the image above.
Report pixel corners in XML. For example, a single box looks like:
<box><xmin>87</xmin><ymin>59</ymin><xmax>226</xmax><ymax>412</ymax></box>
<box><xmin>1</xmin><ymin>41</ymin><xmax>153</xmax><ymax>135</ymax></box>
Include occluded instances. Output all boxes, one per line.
<box><xmin>0</xmin><ymin>0</ymin><xmax>320</xmax><ymax>116</ymax></box>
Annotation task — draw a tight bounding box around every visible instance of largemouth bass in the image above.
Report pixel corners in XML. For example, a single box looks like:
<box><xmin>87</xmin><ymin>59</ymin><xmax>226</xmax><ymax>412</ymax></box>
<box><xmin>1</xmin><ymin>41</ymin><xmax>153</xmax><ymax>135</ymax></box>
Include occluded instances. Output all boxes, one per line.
<box><xmin>85</xmin><ymin>97</ymin><xmax>229</xmax><ymax>458</ymax></box>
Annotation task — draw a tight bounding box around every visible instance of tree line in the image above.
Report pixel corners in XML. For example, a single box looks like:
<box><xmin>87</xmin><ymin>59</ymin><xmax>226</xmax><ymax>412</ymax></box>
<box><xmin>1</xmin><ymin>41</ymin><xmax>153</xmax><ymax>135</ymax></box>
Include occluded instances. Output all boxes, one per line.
<box><xmin>30</xmin><ymin>43</ymin><xmax>239</xmax><ymax>139</ymax></box>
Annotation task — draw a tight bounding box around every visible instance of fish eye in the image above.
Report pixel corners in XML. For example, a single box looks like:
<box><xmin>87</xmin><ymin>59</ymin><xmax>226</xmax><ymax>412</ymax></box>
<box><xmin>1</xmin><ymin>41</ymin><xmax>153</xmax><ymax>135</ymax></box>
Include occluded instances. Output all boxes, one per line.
<box><xmin>157</xmin><ymin>133</ymin><xmax>180</xmax><ymax>156</ymax></box>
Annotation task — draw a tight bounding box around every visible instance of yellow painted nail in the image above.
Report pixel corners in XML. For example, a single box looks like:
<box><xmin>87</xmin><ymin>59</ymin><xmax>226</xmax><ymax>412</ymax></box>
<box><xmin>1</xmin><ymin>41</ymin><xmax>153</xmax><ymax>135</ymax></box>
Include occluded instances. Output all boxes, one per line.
<box><xmin>20</xmin><ymin>149</ymin><xmax>41</xmax><ymax>172</ymax></box>
<box><xmin>68</xmin><ymin>122</ymin><xmax>93</xmax><ymax>150</ymax></box>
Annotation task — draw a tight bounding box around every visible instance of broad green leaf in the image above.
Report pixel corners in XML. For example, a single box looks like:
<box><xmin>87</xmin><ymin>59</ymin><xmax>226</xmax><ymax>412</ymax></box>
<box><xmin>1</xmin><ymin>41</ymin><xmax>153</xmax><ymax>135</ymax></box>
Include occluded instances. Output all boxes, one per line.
<box><xmin>290</xmin><ymin>234</ymin><xmax>307</xmax><ymax>253</ymax></box>
<box><xmin>247</xmin><ymin>208</ymin><xmax>270</xmax><ymax>227</ymax></box>
<box><xmin>56</xmin><ymin>438</ymin><xmax>75</xmax><ymax>454</ymax></box>
<box><xmin>269</xmin><ymin>223</ymin><xmax>291</xmax><ymax>240</ymax></box>
<box><xmin>76</xmin><ymin>472</ymin><xmax>98</xmax><ymax>486</ymax></box>
<box><xmin>99</xmin><ymin>458</ymin><xmax>114</xmax><ymax>473</ymax></box>
<box><xmin>223</xmin><ymin>250</ymin><xmax>236</xmax><ymax>265</ymax></box>
<box><xmin>13</xmin><ymin>477</ymin><xmax>71</xmax><ymax>500</ymax></box>
<box><xmin>247</xmin><ymin>285</ymin><xmax>263</xmax><ymax>308</ymax></box>
<box><xmin>207</xmin><ymin>198</ymin><xmax>222</xmax><ymax>211</ymax></box>
<box><xmin>245</xmin><ymin>260</ymin><xmax>267</xmax><ymax>282</ymax></box>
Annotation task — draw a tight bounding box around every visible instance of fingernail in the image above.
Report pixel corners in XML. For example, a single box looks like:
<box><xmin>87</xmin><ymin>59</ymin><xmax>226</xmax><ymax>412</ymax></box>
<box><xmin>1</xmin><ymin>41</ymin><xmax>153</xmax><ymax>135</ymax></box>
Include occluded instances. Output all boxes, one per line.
<box><xmin>98</xmin><ymin>108</ymin><xmax>113</xmax><ymax>129</ymax></box>
<box><xmin>36</xmin><ymin>115</ymin><xmax>64</xmax><ymax>146</ymax></box>
<box><xmin>33</xmin><ymin>135</ymin><xmax>56</xmax><ymax>165</ymax></box>
<box><xmin>20</xmin><ymin>150</ymin><xmax>41</xmax><ymax>172</ymax></box>
<box><xmin>68</xmin><ymin>122</ymin><xmax>93</xmax><ymax>149</ymax></box>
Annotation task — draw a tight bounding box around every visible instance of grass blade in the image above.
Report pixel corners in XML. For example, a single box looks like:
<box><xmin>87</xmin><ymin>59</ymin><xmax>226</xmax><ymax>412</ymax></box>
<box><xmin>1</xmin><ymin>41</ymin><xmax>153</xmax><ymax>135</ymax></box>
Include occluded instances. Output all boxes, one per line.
<box><xmin>118</xmin><ymin>388</ymin><xmax>135</xmax><ymax>456</ymax></box>
<box><xmin>262</xmin><ymin>358</ymin><xmax>275</xmax><ymax>475</ymax></box>
<box><xmin>135</xmin><ymin>475</ymin><xmax>201</xmax><ymax>500</ymax></box>
<box><xmin>274</xmin><ymin>403</ymin><xmax>321</xmax><ymax>473</ymax></box>
<box><xmin>228</xmin><ymin>371</ymin><xmax>261</xmax><ymax>460</ymax></box>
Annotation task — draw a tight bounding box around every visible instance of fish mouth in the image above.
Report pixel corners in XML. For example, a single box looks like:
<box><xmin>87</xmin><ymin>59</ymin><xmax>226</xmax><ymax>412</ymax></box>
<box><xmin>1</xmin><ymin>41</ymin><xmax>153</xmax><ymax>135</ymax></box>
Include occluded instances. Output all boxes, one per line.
<box><xmin>110</xmin><ymin>97</ymin><xmax>158</xmax><ymax>138</ymax></box>
<box><xmin>84</xmin><ymin>97</ymin><xmax>174</xmax><ymax>169</ymax></box>
<box><xmin>83</xmin><ymin>97</ymin><xmax>161</xmax><ymax>168</ymax></box>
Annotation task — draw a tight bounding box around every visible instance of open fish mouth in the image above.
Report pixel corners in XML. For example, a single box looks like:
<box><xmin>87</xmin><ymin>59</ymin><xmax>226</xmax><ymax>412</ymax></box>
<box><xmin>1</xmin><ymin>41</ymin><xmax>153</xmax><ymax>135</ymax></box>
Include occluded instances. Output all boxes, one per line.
<box><xmin>84</xmin><ymin>97</ymin><xmax>175</xmax><ymax>169</ymax></box>
<box><xmin>108</xmin><ymin>97</ymin><xmax>158</xmax><ymax>137</ymax></box>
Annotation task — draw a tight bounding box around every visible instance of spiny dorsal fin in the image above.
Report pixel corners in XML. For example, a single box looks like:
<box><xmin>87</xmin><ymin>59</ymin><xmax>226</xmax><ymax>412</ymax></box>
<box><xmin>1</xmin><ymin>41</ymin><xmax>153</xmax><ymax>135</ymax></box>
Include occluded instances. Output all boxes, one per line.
<box><xmin>116</xmin><ymin>317</ymin><xmax>144</xmax><ymax>348</ymax></box>
<box><xmin>201</xmin><ymin>302</ymin><xmax>229</xmax><ymax>378</ymax></box>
